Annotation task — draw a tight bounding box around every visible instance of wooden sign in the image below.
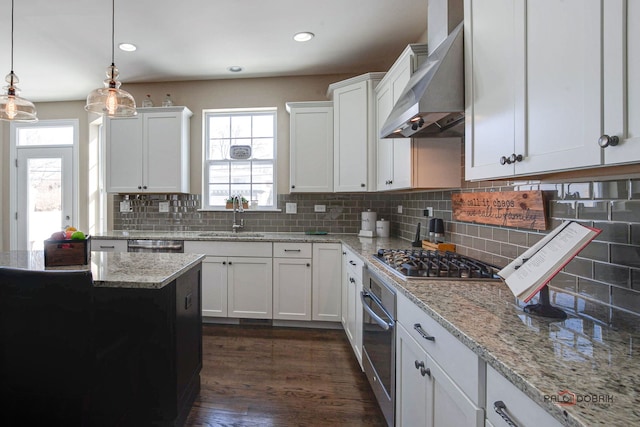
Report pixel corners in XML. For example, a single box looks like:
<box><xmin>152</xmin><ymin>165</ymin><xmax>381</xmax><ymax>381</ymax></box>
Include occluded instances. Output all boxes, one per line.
<box><xmin>451</xmin><ymin>191</ymin><xmax>548</xmax><ymax>230</ymax></box>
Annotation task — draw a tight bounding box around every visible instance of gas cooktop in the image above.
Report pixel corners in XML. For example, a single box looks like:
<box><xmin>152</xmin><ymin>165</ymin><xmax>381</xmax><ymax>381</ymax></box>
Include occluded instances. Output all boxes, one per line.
<box><xmin>373</xmin><ymin>249</ymin><xmax>501</xmax><ymax>280</ymax></box>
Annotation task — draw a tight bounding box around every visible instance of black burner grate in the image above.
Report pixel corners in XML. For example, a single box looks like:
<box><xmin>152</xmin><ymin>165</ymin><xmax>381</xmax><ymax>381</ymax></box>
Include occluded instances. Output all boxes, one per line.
<box><xmin>374</xmin><ymin>249</ymin><xmax>500</xmax><ymax>280</ymax></box>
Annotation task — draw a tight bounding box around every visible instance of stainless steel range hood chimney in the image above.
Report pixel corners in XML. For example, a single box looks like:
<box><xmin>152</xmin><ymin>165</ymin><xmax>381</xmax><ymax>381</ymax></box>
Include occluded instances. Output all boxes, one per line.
<box><xmin>380</xmin><ymin>0</ymin><xmax>464</xmax><ymax>139</ymax></box>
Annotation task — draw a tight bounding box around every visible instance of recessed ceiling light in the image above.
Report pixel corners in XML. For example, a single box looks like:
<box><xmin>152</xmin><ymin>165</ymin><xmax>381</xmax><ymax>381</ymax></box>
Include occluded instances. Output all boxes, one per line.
<box><xmin>228</xmin><ymin>66</ymin><xmax>243</xmax><ymax>73</ymax></box>
<box><xmin>293</xmin><ymin>32</ymin><xmax>314</xmax><ymax>42</ymax></box>
<box><xmin>118</xmin><ymin>43</ymin><xmax>137</xmax><ymax>52</ymax></box>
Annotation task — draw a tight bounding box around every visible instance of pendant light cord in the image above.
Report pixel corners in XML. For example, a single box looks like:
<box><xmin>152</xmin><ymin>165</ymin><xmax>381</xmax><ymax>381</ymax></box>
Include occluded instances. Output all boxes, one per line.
<box><xmin>10</xmin><ymin>0</ymin><xmax>14</xmax><ymax>73</ymax></box>
<box><xmin>111</xmin><ymin>0</ymin><xmax>115</xmax><ymax>66</ymax></box>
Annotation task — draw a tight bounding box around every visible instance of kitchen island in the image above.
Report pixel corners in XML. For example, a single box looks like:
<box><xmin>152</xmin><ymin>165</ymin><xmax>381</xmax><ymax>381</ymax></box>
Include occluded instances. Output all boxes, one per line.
<box><xmin>0</xmin><ymin>251</ymin><xmax>205</xmax><ymax>427</ymax></box>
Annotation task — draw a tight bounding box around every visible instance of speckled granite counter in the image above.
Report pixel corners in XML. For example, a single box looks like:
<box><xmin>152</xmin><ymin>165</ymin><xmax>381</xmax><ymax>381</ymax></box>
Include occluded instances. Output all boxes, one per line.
<box><xmin>92</xmin><ymin>231</ymin><xmax>639</xmax><ymax>426</ymax></box>
<box><xmin>0</xmin><ymin>251</ymin><xmax>205</xmax><ymax>289</ymax></box>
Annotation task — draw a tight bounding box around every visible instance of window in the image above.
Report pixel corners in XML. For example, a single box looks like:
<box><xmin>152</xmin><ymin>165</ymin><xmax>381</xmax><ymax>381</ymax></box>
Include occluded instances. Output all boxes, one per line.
<box><xmin>203</xmin><ymin>108</ymin><xmax>277</xmax><ymax>209</ymax></box>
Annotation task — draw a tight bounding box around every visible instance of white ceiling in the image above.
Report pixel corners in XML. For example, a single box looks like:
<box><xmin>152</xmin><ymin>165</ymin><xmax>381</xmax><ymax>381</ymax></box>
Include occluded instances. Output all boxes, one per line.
<box><xmin>0</xmin><ymin>0</ymin><xmax>428</xmax><ymax>102</ymax></box>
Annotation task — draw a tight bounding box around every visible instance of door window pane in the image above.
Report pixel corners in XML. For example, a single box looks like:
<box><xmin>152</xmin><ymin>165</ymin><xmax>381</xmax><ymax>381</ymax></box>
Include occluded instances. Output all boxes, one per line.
<box><xmin>28</xmin><ymin>158</ymin><xmax>62</xmax><ymax>250</ymax></box>
<box><xmin>18</xmin><ymin>126</ymin><xmax>74</xmax><ymax>146</ymax></box>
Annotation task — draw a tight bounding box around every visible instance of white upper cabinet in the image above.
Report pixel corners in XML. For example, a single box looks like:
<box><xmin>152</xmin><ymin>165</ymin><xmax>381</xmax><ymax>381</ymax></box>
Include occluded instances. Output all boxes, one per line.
<box><xmin>328</xmin><ymin>73</ymin><xmax>385</xmax><ymax>192</ymax></box>
<box><xmin>376</xmin><ymin>44</ymin><xmax>427</xmax><ymax>191</ymax></box>
<box><xmin>105</xmin><ymin>107</ymin><xmax>192</xmax><ymax>193</ymax></box>
<box><xmin>376</xmin><ymin>44</ymin><xmax>462</xmax><ymax>190</ymax></box>
<box><xmin>464</xmin><ymin>0</ymin><xmax>639</xmax><ymax>181</ymax></box>
<box><xmin>286</xmin><ymin>102</ymin><xmax>334</xmax><ymax>193</ymax></box>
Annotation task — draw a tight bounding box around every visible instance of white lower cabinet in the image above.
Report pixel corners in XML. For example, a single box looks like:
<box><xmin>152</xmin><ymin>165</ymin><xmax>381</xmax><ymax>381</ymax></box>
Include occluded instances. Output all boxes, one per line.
<box><xmin>311</xmin><ymin>243</ymin><xmax>342</xmax><ymax>322</ymax></box>
<box><xmin>91</xmin><ymin>239</ymin><xmax>127</xmax><ymax>252</ymax></box>
<box><xmin>396</xmin><ymin>292</ymin><xmax>484</xmax><ymax>427</ymax></box>
<box><xmin>397</xmin><ymin>323</ymin><xmax>484</xmax><ymax>427</ymax></box>
<box><xmin>273</xmin><ymin>243</ymin><xmax>312</xmax><ymax>321</ymax></box>
<box><xmin>200</xmin><ymin>257</ymin><xmax>228</xmax><ymax>317</ymax></box>
<box><xmin>184</xmin><ymin>241</ymin><xmax>273</xmax><ymax>319</ymax></box>
<box><xmin>486</xmin><ymin>364</ymin><xmax>562</xmax><ymax>427</ymax></box>
<box><xmin>227</xmin><ymin>256</ymin><xmax>273</xmax><ymax>319</ymax></box>
<box><xmin>341</xmin><ymin>245</ymin><xmax>364</xmax><ymax>367</ymax></box>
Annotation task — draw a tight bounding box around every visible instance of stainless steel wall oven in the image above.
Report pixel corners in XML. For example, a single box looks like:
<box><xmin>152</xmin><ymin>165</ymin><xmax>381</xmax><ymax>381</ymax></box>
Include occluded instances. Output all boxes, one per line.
<box><xmin>361</xmin><ymin>266</ymin><xmax>396</xmax><ymax>427</ymax></box>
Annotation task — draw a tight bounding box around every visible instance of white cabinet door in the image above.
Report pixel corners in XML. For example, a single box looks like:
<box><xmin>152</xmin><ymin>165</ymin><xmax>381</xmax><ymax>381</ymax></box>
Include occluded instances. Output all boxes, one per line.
<box><xmin>350</xmin><ymin>273</ymin><xmax>363</xmax><ymax>366</ymax></box>
<box><xmin>516</xmin><ymin>0</ymin><xmax>602</xmax><ymax>175</ymax></box>
<box><xmin>311</xmin><ymin>243</ymin><xmax>342</xmax><ymax>322</ymax></box>
<box><xmin>602</xmin><ymin>0</ymin><xmax>640</xmax><ymax>165</ymax></box>
<box><xmin>330</xmin><ymin>73</ymin><xmax>384</xmax><ymax>192</ymax></box>
<box><xmin>376</xmin><ymin>45</ymin><xmax>423</xmax><ymax>190</ymax></box>
<box><xmin>425</xmin><ymin>352</ymin><xmax>484</xmax><ymax>427</ymax></box>
<box><xmin>333</xmin><ymin>80</ymin><xmax>370</xmax><ymax>192</ymax></box>
<box><xmin>464</xmin><ymin>0</ymin><xmax>518</xmax><ymax>180</ymax></box>
<box><xmin>105</xmin><ymin>107</ymin><xmax>191</xmax><ymax>193</ymax></box>
<box><xmin>287</xmin><ymin>102</ymin><xmax>334</xmax><ymax>193</ymax></box>
<box><xmin>227</xmin><ymin>256</ymin><xmax>273</xmax><ymax>319</ymax></box>
<box><xmin>396</xmin><ymin>323</ymin><xmax>483</xmax><ymax>427</ymax></box>
<box><xmin>91</xmin><ymin>239</ymin><xmax>127</xmax><ymax>252</ymax></box>
<box><xmin>105</xmin><ymin>115</ymin><xmax>144</xmax><ymax>192</ymax></box>
<box><xmin>341</xmin><ymin>246</ymin><xmax>363</xmax><ymax>365</ymax></box>
<box><xmin>144</xmin><ymin>110</ymin><xmax>190</xmax><ymax>193</ymax></box>
<box><xmin>376</xmin><ymin>83</ymin><xmax>395</xmax><ymax>190</ymax></box>
<box><xmin>273</xmin><ymin>257</ymin><xmax>312</xmax><ymax>321</ymax></box>
<box><xmin>201</xmin><ymin>256</ymin><xmax>228</xmax><ymax>318</ymax></box>
<box><xmin>396</xmin><ymin>322</ymin><xmax>429</xmax><ymax>426</ymax></box>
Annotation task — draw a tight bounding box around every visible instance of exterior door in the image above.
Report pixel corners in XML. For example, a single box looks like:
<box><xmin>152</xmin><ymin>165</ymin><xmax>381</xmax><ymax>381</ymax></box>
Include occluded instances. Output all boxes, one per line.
<box><xmin>11</xmin><ymin>121</ymin><xmax>77</xmax><ymax>251</ymax></box>
<box><xmin>16</xmin><ymin>147</ymin><xmax>73</xmax><ymax>250</ymax></box>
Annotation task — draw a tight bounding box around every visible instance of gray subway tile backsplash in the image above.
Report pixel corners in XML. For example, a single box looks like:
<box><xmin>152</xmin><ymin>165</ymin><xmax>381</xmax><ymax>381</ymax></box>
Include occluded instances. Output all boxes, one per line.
<box><xmin>113</xmin><ymin>177</ymin><xmax>640</xmax><ymax>320</ymax></box>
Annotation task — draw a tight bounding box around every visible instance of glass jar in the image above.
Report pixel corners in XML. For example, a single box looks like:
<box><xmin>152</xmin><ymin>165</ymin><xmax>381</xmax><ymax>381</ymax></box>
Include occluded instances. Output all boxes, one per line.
<box><xmin>142</xmin><ymin>94</ymin><xmax>154</xmax><ymax>107</ymax></box>
<box><xmin>162</xmin><ymin>94</ymin><xmax>174</xmax><ymax>107</ymax></box>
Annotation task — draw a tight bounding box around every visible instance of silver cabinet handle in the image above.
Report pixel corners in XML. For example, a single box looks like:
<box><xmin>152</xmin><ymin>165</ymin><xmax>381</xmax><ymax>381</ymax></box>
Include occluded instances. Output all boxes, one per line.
<box><xmin>284</xmin><ymin>249</ymin><xmax>301</xmax><ymax>252</ymax></box>
<box><xmin>598</xmin><ymin>134</ymin><xmax>619</xmax><ymax>148</ymax></box>
<box><xmin>99</xmin><ymin>245</ymin><xmax>115</xmax><ymax>249</ymax></box>
<box><xmin>413</xmin><ymin>323</ymin><xmax>435</xmax><ymax>341</ymax></box>
<box><xmin>494</xmin><ymin>401</ymin><xmax>519</xmax><ymax>427</ymax></box>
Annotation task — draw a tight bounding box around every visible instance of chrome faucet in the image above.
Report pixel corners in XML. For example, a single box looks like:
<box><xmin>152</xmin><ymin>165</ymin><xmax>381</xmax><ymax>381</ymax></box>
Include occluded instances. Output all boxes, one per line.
<box><xmin>231</xmin><ymin>194</ymin><xmax>245</xmax><ymax>232</ymax></box>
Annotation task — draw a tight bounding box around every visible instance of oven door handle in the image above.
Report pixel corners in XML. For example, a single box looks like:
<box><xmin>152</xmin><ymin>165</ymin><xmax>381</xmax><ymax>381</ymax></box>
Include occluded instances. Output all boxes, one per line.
<box><xmin>360</xmin><ymin>291</ymin><xmax>395</xmax><ymax>331</ymax></box>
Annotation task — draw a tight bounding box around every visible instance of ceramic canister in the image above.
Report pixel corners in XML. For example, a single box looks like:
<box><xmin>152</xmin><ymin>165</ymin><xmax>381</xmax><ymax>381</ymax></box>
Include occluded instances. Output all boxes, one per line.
<box><xmin>376</xmin><ymin>219</ymin><xmax>390</xmax><ymax>237</ymax></box>
<box><xmin>361</xmin><ymin>210</ymin><xmax>377</xmax><ymax>232</ymax></box>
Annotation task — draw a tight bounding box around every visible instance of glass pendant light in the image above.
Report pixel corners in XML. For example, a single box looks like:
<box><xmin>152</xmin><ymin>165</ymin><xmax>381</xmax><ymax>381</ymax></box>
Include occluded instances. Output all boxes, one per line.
<box><xmin>0</xmin><ymin>0</ymin><xmax>37</xmax><ymax>122</ymax></box>
<box><xmin>85</xmin><ymin>0</ymin><xmax>136</xmax><ymax>117</ymax></box>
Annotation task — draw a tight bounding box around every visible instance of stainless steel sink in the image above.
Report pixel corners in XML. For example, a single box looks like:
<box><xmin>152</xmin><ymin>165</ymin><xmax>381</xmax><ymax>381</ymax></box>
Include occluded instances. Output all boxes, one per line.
<box><xmin>197</xmin><ymin>231</ymin><xmax>264</xmax><ymax>238</ymax></box>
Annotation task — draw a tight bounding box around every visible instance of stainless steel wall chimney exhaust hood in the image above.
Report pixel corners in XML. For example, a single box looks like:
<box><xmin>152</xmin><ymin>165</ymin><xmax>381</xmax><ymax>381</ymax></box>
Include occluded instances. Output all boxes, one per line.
<box><xmin>380</xmin><ymin>22</ymin><xmax>464</xmax><ymax>139</ymax></box>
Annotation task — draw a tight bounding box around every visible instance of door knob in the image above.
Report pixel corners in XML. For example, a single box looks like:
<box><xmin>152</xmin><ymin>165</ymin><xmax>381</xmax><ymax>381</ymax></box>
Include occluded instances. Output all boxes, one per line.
<box><xmin>598</xmin><ymin>134</ymin><xmax>619</xmax><ymax>148</ymax></box>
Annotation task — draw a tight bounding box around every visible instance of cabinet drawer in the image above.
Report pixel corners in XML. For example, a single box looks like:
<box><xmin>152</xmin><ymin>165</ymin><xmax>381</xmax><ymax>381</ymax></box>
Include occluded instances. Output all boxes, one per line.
<box><xmin>92</xmin><ymin>239</ymin><xmax>127</xmax><ymax>252</ymax></box>
<box><xmin>273</xmin><ymin>242</ymin><xmax>312</xmax><ymax>258</ymax></box>
<box><xmin>184</xmin><ymin>241</ymin><xmax>272</xmax><ymax>257</ymax></box>
<box><xmin>397</xmin><ymin>291</ymin><xmax>483</xmax><ymax>405</ymax></box>
<box><xmin>486</xmin><ymin>364</ymin><xmax>561</xmax><ymax>427</ymax></box>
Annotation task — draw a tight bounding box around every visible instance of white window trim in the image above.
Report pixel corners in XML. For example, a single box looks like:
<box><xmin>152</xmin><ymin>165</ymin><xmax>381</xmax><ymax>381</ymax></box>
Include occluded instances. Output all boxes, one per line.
<box><xmin>201</xmin><ymin>107</ymin><xmax>278</xmax><ymax>210</ymax></box>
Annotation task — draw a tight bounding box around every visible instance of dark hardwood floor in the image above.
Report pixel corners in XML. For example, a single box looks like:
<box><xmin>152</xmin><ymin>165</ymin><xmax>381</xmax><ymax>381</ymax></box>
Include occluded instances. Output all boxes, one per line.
<box><xmin>185</xmin><ymin>324</ymin><xmax>387</xmax><ymax>427</ymax></box>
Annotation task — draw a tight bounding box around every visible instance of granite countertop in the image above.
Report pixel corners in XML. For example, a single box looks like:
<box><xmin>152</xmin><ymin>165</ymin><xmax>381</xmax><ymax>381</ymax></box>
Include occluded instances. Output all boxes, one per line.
<box><xmin>0</xmin><ymin>251</ymin><xmax>205</xmax><ymax>289</ymax></box>
<box><xmin>92</xmin><ymin>231</ymin><xmax>639</xmax><ymax>426</ymax></box>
